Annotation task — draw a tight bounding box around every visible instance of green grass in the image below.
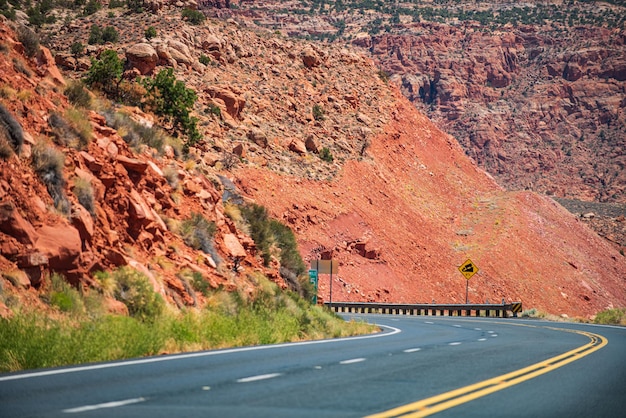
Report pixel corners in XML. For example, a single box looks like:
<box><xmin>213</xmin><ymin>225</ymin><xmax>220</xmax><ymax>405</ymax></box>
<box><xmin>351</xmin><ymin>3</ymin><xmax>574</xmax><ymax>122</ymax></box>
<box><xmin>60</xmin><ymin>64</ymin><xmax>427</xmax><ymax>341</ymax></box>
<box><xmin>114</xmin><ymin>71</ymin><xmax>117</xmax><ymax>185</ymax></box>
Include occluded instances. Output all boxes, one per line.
<box><xmin>594</xmin><ymin>308</ymin><xmax>626</xmax><ymax>326</ymax></box>
<box><xmin>0</xmin><ymin>275</ymin><xmax>376</xmax><ymax>372</ymax></box>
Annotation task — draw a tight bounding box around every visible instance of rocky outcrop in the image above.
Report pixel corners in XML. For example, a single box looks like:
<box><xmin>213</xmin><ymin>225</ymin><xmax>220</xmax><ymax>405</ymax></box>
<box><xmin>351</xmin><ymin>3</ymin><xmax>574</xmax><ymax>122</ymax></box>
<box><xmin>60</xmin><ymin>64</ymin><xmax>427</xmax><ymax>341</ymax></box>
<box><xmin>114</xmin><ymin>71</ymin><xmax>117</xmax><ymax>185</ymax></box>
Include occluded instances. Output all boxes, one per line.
<box><xmin>1</xmin><ymin>9</ymin><xmax>624</xmax><ymax>321</ymax></box>
<box><xmin>363</xmin><ymin>24</ymin><xmax>626</xmax><ymax>206</ymax></box>
<box><xmin>125</xmin><ymin>43</ymin><xmax>158</xmax><ymax>75</ymax></box>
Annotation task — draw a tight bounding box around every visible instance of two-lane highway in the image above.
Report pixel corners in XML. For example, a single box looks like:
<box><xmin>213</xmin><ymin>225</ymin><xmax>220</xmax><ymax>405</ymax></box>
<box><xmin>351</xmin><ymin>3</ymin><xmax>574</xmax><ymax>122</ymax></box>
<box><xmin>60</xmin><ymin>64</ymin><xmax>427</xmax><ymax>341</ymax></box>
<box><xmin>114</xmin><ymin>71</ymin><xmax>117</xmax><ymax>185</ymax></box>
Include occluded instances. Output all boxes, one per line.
<box><xmin>1</xmin><ymin>315</ymin><xmax>624</xmax><ymax>417</ymax></box>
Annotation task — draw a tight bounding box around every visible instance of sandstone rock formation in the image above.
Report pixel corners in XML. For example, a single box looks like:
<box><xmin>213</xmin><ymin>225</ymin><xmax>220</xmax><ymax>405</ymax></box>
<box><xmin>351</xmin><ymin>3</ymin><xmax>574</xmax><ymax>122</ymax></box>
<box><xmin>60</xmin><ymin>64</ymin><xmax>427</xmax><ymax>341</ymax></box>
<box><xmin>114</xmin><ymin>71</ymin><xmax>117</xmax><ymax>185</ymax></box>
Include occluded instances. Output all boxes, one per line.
<box><xmin>0</xmin><ymin>5</ymin><xmax>624</xmax><ymax>321</ymax></box>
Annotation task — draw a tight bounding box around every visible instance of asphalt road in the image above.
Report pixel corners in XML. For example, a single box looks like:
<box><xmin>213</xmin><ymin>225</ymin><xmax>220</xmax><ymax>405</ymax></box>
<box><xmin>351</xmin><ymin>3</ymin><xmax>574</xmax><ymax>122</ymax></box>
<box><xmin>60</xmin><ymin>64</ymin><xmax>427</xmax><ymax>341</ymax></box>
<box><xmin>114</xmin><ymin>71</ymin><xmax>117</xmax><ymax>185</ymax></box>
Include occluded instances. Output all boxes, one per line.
<box><xmin>1</xmin><ymin>315</ymin><xmax>624</xmax><ymax>417</ymax></box>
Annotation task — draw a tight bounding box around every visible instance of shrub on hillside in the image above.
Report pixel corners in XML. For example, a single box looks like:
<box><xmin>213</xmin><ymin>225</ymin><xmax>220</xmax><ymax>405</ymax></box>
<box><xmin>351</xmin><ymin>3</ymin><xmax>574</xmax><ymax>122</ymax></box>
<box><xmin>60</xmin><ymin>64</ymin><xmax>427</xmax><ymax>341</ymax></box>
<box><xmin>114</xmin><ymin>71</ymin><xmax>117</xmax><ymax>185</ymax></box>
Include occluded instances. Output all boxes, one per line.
<box><xmin>112</xmin><ymin>267</ymin><xmax>164</xmax><ymax>322</ymax></box>
<box><xmin>102</xmin><ymin>108</ymin><xmax>181</xmax><ymax>156</ymax></box>
<box><xmin>26</xmin><ymin>0</ymin><xmax>55</xmax><ymax>28</ymax></box>
<box><xmin>64</xmin><ymin>80</ymin><xmax>91</xmax><ymax>108</ymax></box>
<box><xmin>319</xmin><ymin>147</ymin><xmax>333</xmax><ymax>162</ymax></box>
<box><xmin>178</xmin><ymin>213</ymin><xmax>218</xmax><ymax>256</ymax></box>
<box><xmin>199</xmin><ymin>54</ymin><xmax>211</xmax><ymax>65</ymax></box>
<box><xmin>82</xmin><ymin>0</ymin><xmax>101</xmax><ymax>15</ymax></box>
<box><xmin>126</xmin><ymin>0</ymin><xmax>145</xmax><ymax>13</ymax></box>
<box><xmin>31</xmin><ymin>141</ymin><xmax>70</xmax><ymax>215</ymax></box>
<box><xmin>84</xmin><ymin>49</ymin><xmax>123</xmax><ymax>95</ymax></box>
<box><xmin>144</xmin><ymin>26</ymin><xmax>157</xmax><ymax>40</ymax></box>
<box><xmin>16</xmin><ymin>25</ymin><xmax>39</xmax><ymax>57</ymax></box>
<box><xmin>269</xmin><ymin>219</ymin><xmax>306</xmax><ymax>276</ymax></box>
<box><xmin>48</xmin><ymin>108</ymin><xmax>92</xmax><ymax>149</ymax></box>
<box><xmin>72</xmin><ymin>177</ymin><xmax>95</xmax><ymax>215</ymax></box>
<box><xmin>88</xmin><ymin>25</ymin><xmax>119</xmax><ymax>45</ymax></box>
<box><xmin>142</xmin><ymin>68</ymin><xmax>201</xmax><ymax>152</ymax></box>
<box><xmin>312</xmin><ymin>104</ymin><xmax>325</xmax><ymax>121</ymax></box>
<box><xmin>240</xmin><ymin>203</ymin><xmax>273</xmax><ymax>265</ymax></box>
<box><xmin>181</xmin><ymin>8</ymin><xmax>205</xmax><ymax>25</ymax></box>
<box><xmin>0</xmin><ymin>103</ymin><xmax>24</xmax><ymax>157</ymax></box>
<box><xmin>46</xmin><ymin>273</ymin><xmax>85</xmax><ymax>316</ymax></box>
<box><xmin>102</xmin><ymin>26</ymin><xmax>119</xmax><ymax>43</ymax></box>
<box><xmin>0</xmin><ymin>0</ymin><xmax>17</xmax><ymax>20</ymax></box>
<box><xmin>70</xmin><ymin>41</ymin><xmax>85</xmax><ymax>58</ymax></box>
<box><xmin>240</xmin><ymin>203</ymin><xmax>307</xmax><ymax>295</ymax></box>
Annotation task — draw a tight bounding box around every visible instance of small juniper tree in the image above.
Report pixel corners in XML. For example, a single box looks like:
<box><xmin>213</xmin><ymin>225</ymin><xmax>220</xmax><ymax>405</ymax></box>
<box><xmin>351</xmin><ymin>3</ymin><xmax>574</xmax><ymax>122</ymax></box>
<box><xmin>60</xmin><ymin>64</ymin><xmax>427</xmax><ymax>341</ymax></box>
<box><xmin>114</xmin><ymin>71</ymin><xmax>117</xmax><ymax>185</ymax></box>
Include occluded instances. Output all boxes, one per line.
<box><xmin>84</xmin><ymin>49</ymin><xmax>123</xmax><ymax>96</ymax></box>
<box><xmin>142</xmin><ymin>68</ymin><xmax>201</xmax><ymax>152</ymax></box>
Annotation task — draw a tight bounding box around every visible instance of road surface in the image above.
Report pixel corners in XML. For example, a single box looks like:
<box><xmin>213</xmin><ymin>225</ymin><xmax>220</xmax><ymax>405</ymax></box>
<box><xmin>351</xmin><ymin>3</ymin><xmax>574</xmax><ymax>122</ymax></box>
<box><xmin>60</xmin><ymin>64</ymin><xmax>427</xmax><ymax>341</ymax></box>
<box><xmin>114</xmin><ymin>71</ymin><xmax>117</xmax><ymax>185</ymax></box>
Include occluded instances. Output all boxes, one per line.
<box><xmin>1</xmin><ymin>315</ymin><xmax>624</xmax><ymax>417</ymax></box>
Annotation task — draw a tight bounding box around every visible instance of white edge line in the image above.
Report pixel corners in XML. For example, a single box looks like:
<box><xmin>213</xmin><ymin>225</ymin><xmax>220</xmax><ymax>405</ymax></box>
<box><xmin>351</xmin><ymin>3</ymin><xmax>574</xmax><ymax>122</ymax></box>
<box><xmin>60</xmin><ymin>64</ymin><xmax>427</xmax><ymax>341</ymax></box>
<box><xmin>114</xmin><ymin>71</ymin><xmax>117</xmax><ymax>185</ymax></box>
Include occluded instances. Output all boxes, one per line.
<box><xmin>236</xmin><ymin>373</ymin><xmax>282</xmax><ymax>383</ymax></box>
<box><xmin>0</xmin><ymin>324</ymin><xmax>401</xmax><ymax>382</ymax></box>
<box><xmin>63</xmin><ymin>397</ymin><xmax>146</xmax><ymax>413</ymax></box>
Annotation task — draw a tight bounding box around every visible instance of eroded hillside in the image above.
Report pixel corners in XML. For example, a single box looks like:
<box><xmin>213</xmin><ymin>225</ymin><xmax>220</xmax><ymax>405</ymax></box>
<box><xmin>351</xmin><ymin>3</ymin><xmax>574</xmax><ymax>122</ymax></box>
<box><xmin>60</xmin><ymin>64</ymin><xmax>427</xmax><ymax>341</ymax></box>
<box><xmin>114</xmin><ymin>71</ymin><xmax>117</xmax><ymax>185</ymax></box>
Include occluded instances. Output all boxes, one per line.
<box><xmin>226</xmin><ymin>0</ymin><xmax>626</xmax><ymax>252</ymax></box>
<box><xmin>0</xmin><ymin>3</ymin><xmax>624</xmax><ymax>319</ymax></box>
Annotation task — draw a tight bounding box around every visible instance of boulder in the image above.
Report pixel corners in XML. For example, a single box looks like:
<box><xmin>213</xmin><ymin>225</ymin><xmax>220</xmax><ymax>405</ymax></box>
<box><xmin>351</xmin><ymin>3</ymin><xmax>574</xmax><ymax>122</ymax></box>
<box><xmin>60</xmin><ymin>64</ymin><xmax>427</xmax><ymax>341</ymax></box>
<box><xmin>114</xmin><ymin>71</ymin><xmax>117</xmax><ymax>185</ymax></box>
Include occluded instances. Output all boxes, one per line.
<box><xmin>563</xmin><ymin>62</ymin><xmax>583</xmax><ymax>81</ymax></box>
<box><xmin>223</xmin><ymin>233</ymin><xmax>247</xmax><ymax>258</ymax></box>
<box><xmin>304</xmin><ymin>135</ymin><xmax>319</xmax><ymax>153</ymax></box>
<box><xmin>128</xmin><ymin>189</ymin><xmax>155</xmax><ymax>229</ymax></box>
<box><xmin>205</xmin><ymin>86</ymin><xmax>245</xmax><ymax>119</ymax></box>
<box><xmin>2</xmin><ymin>269</ymin><xmax>30</xmax><ymax>289</ymax></box>
<box><xmin>288</xmin><ymin>138</ymin><xmax>307</xmax><ymax>155</ymax></box>
<box><xmin>167</xmin><ymin>40</ymin><xmax>193</xmax><ymax>66</ymax></box>
<box><xmin>116</xmin><ymin>155</ymin><xmax>148</xmax><ymax>174</ymax></box>
<box><xmin>16</xmin><ymin>251</ymin><xmax>48</xmax><ymax>286</ymax></box>
<box><xmin>125</xmin><ymin>43</ymin><xmax>158</xmax><ymax>75</ymax></box>
<box><xmin>54</xmin><ymin>53</ymin><xmax>76</xmax><ymax>70</ymax></box>
<box><xmin>36</xmin><ymin>46</ymin><xmax>65</xmax><ymax>86</ymax></box>
<box><xmin>247</xmin><ymin>128</ymin><xmax>268</xmax><ymax>148</ymax></box>
<box><xmin>202</xmin><ymin>34</ymin><xmax>223</xmax><ymax>52</ymax></box>
<box><xmin>34</xmin><ymin>224</ymin><xmax>81</xmax><ymax>270</ymax></box>
<box><xmin>301</xmin><ymin>46</ymin><xmax>321</xmax><ymax>68</ymax></box>
<box><xmin>71</xmin><ymin>204</ymin><xmax>94</xmax><ymax>244</ymax></box>
<box><xmin>0</xmin><ymin>200</ymin><xmax>37</xmax><ymax>245</ymax></box>
<box><xmin>232</xmin><ymin>143</ymin><xmax>246</xmax><ymax>157</ymax></box>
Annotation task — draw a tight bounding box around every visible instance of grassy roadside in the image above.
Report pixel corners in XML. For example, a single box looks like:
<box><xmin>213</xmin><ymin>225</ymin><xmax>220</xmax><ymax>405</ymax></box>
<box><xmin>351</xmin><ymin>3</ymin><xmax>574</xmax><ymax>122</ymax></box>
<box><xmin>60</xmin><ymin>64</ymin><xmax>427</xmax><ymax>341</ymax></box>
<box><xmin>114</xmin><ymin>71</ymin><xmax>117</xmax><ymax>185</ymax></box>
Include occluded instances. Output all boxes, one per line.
<box><xmin>0</xmin><ymin>275</ymin><xmax>376</xmax><ymax>373</ymax></box>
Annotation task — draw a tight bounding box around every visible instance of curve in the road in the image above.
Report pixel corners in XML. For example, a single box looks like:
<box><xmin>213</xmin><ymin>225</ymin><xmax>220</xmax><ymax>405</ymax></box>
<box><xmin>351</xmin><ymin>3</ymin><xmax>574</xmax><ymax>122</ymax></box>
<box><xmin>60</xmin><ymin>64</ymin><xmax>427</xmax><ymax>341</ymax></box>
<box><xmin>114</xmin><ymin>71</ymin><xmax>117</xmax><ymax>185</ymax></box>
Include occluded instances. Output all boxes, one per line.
<box><xmin>365</xmin><ymin>323</ymin><xmax>608</xmax><ymax>418</ymax></box>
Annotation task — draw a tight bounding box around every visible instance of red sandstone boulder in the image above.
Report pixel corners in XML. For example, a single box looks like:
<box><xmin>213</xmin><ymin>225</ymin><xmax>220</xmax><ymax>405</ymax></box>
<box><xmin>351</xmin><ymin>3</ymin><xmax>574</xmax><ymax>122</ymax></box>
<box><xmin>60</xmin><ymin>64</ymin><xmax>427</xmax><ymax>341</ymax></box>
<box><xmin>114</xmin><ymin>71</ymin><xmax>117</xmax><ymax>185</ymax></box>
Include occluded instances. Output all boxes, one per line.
<box><xmin>34</xmin><ymin>223</ymin><xmax>81</xmax><ymax>270</ymax></box>
<box><xmin>125</xmin><ymin>43</ymin><xmax>159</xmax><ymax>75</ymax></box>
<box><xmin>205</xmin><ymin>86</ymin><xmax>246</xmax><ymax>119</ymax></box>
<box><xmin>0</xmin><ymin>201</ymin><xmax>37</xmax><ymax>245</ymax></box>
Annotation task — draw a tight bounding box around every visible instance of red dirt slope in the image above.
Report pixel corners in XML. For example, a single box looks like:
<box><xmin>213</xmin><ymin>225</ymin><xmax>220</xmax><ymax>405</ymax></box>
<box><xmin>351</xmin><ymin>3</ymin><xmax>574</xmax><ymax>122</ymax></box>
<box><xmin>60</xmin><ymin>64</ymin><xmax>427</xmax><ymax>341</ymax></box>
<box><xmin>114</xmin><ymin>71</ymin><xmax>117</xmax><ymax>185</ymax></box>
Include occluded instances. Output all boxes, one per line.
<box><xmin>236</xmin><ymin>90</ymin><xmax>625</xmax><ymax>319</ymax></box>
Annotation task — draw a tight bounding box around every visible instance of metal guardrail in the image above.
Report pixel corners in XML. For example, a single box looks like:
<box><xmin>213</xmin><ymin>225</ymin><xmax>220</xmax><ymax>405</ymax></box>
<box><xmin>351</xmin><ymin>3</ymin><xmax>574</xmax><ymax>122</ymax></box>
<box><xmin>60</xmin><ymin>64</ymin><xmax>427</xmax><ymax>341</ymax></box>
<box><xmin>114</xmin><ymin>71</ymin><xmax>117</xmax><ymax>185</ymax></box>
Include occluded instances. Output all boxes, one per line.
<box><xmin>325</xmin><ymin>301</ymin><xmax>523</xmax><ymax>318</ymax></box>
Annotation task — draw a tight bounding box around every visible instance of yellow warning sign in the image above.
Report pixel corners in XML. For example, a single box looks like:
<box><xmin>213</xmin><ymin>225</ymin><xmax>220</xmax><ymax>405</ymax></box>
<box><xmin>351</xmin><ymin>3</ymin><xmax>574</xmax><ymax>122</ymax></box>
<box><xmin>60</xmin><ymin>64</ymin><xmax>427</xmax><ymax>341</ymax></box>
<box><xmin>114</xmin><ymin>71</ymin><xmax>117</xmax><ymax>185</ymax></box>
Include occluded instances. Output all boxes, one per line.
<box><xmin>458</xmin><ymin>259</ymin><xmax>478</xmax><ymax>280</ymax></box>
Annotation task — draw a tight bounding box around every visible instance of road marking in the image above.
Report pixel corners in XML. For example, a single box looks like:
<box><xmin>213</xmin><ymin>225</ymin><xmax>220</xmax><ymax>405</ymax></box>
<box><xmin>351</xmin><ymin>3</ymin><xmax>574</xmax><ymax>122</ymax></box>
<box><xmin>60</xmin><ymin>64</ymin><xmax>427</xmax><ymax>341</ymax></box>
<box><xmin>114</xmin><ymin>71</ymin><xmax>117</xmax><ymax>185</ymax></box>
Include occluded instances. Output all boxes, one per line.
<box><xmin>63</xmin><ymin>397</ymin><xmax>146</xmax><ymax>413</ymax></box>
<box><xmin>449</xmin><ymin>342</ymin><xmax>462</xmax><ymax>346</ymax></box>
<box><xmin>478</xmin><ymin>338</ymin><xmax>487</xmax><ymax>341</ymax></box>
<box><xmin>0</xmin><ymin>325</ymin><xmax>401</xmax><ymax>382</ymax></box>
<box><xmin>365</xmin><ymin>327</ymin><xmax>608</xmax><ymax>418</ymax></box>
<box><xmin>474</xmin><ymin>328</ymin><xmax>482</xmax><ymax>331</ymax></box>
<box><xmin>453</xmin><ymin>325</ymin><xmax>462</xmax><ymax>328</ymax></box>
<box><xmin>404</xmin><ymin>348</ymin><xmax>421</xmax><ymax>353</ymax></box>
<box><xmin>340</xmin><ymin>358</ymin><xmax>366</xmax><ymax>365</ymax></box>
<box><xmin>490</xmin><ymin>334</ymin><xmax>498</xmax><ymax>337</ymax></box>
<box><xmin>425</xmin><ymin>321</ymin><xmax>434</xmax><ymax>324</ymax></box>
<box><xmin>237</xmin><ymin>373</ymin><xmax>282</xmax><ymax>383</ymax></box>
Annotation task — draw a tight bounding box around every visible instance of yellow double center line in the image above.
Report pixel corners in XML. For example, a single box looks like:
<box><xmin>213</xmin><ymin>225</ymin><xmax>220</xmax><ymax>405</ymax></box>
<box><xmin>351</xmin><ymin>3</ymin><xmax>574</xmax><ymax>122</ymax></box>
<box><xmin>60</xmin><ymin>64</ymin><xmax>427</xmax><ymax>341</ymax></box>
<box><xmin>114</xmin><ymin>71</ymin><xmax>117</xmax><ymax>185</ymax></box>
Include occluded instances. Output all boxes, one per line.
<box><xmin>366</xmin><ymin>326</ymin><xmax>608</xmax><ymax>418</ymax></box>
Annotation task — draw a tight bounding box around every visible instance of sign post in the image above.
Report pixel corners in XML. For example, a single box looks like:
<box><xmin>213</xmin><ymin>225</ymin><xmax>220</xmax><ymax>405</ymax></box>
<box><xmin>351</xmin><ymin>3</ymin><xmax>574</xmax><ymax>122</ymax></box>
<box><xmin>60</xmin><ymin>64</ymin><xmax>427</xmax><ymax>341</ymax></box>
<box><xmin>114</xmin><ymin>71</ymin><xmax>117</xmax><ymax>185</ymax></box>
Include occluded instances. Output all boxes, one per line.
<box><xmin>311</xmin><ymin>259</ymin><xmax>339</xmax><ymax>304</ymax></box>
<box><xmin>458</xmin><ymin>259</ymin><xmax>479</xmax><ymax>303</ymax></box>
<box><xmin>308</xmin><ymin>269</ymin><xmax>318</xmax><ymax>304</ymax></box>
